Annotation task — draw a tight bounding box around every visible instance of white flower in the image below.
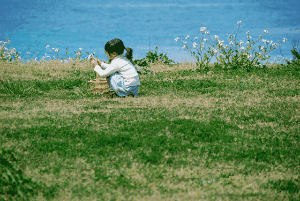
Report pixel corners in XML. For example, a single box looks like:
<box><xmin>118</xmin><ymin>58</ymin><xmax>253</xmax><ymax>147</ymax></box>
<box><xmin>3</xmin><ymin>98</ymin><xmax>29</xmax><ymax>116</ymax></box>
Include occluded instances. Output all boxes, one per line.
<box><xmin>200</xmin><ymin>27</ymin><xmax>207</xmax><ymax>32</ymax></box>
<box><xmin>55</xmin><ymin>48</ymin><xmax>59</xmax><ymax>53</ymax></box>
<box><xmin>229</xmin><ymin>41</ymin><xmax>234</xmax><ymax>45</ymax></box>
<box><xmin>262</xmin><ymin>39</ymin><xmax>267</xmax><ymax>43</ymax></box>
<box><xmin>246</xmin><ymin>31</ymin><xmax>250</xmax><ymax>35</ymax></box>
<box><xmin>193</xmin><ymin>42</ymin><xmax>197</xmax><ymax>48</ymax></box>
<box><xmin>218</xmin><ymin>40</ymin><xmax>224</xmax><ymax>46</ymax></box>
<box><xmin>27</xmin><ymin>52</ymin><xmax>30</xmax><ymax>55</ymax></box>
<box><xmin>270</xmin><ymin>40</ymin><xmax>273</xmax><ymax>44</ymax></box>
<box><xmin>205</xmin><ymin>31</ymin><xmax>210</xmax><ymax>34</ymax></box>
<box><xmin>214</xmin><ymin>35</ymin><xmax>218</xmax><ymax>40</ymax></box>
<box><xmin>240</xmin><ymin>46</ymin><xmax>245</xmax><ymax>50</ymax></box>
<box><xmin>52</xmin><ymin>48</ymin><xmax>55</xmax><ymax>50</ymax></box>
<box><xmin>212</xmin><ymin>48</ymin><xmax>218</xmax><ymax>54</ymax></box>
<box><xmin>282</xmin><ymin>38</ymin><xmax>287</xmax><ymax>43</ymax></box>
<box><xmin>240</xmin><ymin>40</ymin><xmax>244</xmax><ymax>45</ymax></box>
<box><xmin>203</xmin><ymin>38</ymin><xmax>208</xmax><ymax>42</ymax></box>
<box><xmin>194</xmin><ymin>37</ymin><xmax>198</xmax><ymax>40</ymax></box>
<box><xmin>185</xmin><ymin>35</ymin><xmax>190</xmax><ymax>39</ymax></box>
<box><xmin>260</xmin><ymin>46</ymin><xmax>265</xmax><ymax>50</ymax></box>
<box><xmin>264</xmin><ymin>30</ymin><xmax>268</xmax><ymax>33</ymax></box>
<box><xmin>182</xmin><ymin>45</ymin><xmax>187</xmax><ymax>49</ymax></box>
<box><xmin>174</xmin><ymin>37</ymin><xmax>180</xmax><ymax>42</ymax></box>
<box><xmin>247</xmin><ymin>36</ymin><xmax>252</xmax><ymax>39</ymax></box>
<box><xmin>79</xmin><ymin>48</ymin><xmax>83</xmax><ymax>51</ymax></box>
<box><xmin>182</xmin><ymin>41</ymin><xmax>187</xmax><ymax>44</ymax></box>
<box><xmin>46</xmin><ymin>45</ymin><xmax>50</xmax><ymax>49</ymax></box>
<box><xmin>237</xmin><ymin>20</ymin><xmax>242</xmax><ymax>25</ymax></box>
<box><xmin>246</xmin><ymin>41</ymin><xmax>249</xmax><ymax>44</ymax></box>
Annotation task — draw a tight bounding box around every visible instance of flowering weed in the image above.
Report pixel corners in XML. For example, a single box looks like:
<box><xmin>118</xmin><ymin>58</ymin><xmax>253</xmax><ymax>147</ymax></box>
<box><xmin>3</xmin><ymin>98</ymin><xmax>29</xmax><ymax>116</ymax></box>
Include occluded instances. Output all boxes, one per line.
<box><xmin>175</xmin><ymin>21</ymin><xmax>287</xmax><ymax>71</ymax></box>
<box><xmin>0</xmin><ymin>39</ymin><xmax>21</xmax><ymax>62</ymax></box>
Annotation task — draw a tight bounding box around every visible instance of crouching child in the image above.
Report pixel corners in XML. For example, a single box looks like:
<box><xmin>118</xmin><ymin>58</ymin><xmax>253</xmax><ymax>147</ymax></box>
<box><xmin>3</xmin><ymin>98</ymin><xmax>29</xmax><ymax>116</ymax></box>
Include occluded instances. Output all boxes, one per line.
<box><xmin>91</xmin><ymin>38</ymin><xmax>140</xmax><ymax>98</ymax></box>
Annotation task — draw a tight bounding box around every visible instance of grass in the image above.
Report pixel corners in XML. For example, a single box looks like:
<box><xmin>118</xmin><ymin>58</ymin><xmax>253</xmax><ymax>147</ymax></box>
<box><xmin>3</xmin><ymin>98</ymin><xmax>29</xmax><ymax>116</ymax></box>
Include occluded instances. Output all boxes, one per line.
<box><xmin>0</xmin><ymin>60</ymin><xmax>299</xmax><ymax>200</ymax></box>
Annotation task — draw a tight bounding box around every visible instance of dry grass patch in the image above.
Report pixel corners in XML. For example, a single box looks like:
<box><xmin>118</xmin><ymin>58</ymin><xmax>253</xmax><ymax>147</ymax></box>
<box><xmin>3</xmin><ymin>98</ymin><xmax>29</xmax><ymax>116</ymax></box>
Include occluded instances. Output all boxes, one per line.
<box><xmin>0</xmin><ymin>60</ymin><xmax>93</xmax><ymax>80</ymax></box>
<box><xmin>150</xmin><ymin>62</ymin><xmax>197</xmax><ymax>73</ymax></box>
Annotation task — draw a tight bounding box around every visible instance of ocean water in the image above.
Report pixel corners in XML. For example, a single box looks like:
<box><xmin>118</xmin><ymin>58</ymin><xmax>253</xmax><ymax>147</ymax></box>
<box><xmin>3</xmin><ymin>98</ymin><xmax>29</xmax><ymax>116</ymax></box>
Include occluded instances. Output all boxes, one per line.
<box><xmin>1</xmin><ymin>0</ymin><xmax>300</xmax><ymax>63</ymax></box>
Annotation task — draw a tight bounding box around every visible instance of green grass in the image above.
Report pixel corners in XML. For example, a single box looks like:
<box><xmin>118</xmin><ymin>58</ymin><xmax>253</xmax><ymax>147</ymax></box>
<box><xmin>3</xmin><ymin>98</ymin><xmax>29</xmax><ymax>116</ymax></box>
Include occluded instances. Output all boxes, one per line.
<box><xmin>0</xmin><ymin>60</ymin><xmax>299</xmax><ymax>200</ymax></box>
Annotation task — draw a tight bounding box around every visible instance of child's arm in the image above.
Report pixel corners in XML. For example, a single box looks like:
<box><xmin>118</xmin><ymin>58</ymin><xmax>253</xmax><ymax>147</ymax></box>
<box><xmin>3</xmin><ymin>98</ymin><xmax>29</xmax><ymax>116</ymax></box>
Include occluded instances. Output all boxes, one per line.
<box><xmin>94</xmin><ymin>62</ymin><xmax>119</xmax><ymax>77</ymax></box>
<box><xmin>100</xmin><ymin>61</ymin><xmax>110</xmax><ymax>69</ymax></box>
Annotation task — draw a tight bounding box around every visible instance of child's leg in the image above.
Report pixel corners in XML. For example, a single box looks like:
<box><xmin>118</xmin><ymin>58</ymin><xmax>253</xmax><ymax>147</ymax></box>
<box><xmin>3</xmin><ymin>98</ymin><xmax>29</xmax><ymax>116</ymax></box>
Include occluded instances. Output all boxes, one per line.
<box><xmin>106</xmin><ymin>73</ymin><xmax>139</xmax><ymax>97</ymax></box>
<box><xmin>106</xmin><ymin>73</ymin><xmax>128</xmax><ymax>97</ymax></box>
<box><xmin>125</xmin><ymin>85</ymin><xmax>139</xmax><ymax>97</ymax></box>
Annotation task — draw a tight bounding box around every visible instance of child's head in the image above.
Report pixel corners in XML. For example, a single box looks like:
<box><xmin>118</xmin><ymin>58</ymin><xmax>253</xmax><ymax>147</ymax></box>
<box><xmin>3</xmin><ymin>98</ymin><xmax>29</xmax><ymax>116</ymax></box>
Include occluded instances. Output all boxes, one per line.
<box><xmin>105</xmin><ymin>38</ymin><xmax>125</xmax><ymax>55</ymax></box>
<box><xmin>104</xmin><ymin>38</ymin><xmax>133</xmax><ymax>61</ymax></box>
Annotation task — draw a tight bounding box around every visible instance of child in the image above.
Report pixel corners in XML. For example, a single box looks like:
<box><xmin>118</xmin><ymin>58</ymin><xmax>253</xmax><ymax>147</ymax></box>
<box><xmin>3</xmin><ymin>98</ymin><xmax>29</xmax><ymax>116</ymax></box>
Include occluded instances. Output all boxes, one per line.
<box><xmin>91</xmin><ymin>38</ymin><xmax>140</xmax><ymax>98</ymax></box>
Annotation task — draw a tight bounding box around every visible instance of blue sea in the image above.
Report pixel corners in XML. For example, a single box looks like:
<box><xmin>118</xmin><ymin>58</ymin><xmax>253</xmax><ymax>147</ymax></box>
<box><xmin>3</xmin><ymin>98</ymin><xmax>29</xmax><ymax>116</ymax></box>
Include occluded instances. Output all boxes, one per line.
<box><xmin>1</xmin><ymin>0</ymin><xmax>300</xmax><ymax>63</ymax></box>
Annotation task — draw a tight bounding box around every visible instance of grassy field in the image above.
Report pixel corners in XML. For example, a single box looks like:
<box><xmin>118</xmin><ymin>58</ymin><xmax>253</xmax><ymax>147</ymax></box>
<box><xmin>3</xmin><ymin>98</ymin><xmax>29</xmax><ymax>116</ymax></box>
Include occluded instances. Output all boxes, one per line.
<box><xmin>0</xmin><ymin>59</ymin><xmax>299</xmax><ymax>200</ymax></box>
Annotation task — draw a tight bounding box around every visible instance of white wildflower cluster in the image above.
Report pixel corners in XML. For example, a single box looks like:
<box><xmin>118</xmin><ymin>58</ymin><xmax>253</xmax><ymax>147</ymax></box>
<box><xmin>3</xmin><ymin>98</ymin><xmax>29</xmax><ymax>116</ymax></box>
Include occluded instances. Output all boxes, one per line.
<box><xmin>174</xmin><ymin>20</ymin><xmax>288</xmax><ymax>69</ymax></box>
<box><xmin>87</xmin><ymin>52</ymin><xmax>96</xmax><ymax>60</ymax></box>
<box><xmin>193</xmin><ymin>42</ymin><xmax>197</xmax><ymax>48</ymax></box>
<box><xmin>218</xmin><ymin>40</ymin><xmax>224</xmax><ymax>47</ymax></box>
<box><xmin>0</xmin><ymin>38</ymin><xmax>21</xmax><ymax>61</ymax></box>
<box><xmin>200</xmin><ymin>27</ymin><xmax>206</xmax><ymax>32</ymax></box>
<box><xmin>42</xmin><ymin>45</ymin><xmax>60</xmax><ymax>60</ymax></box>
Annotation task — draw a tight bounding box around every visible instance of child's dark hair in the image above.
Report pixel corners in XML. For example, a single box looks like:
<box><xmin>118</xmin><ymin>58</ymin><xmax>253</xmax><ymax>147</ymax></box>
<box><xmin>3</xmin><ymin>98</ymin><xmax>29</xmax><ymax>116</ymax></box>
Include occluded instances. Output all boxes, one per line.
<box><xmin>105</xmin><ymin>38</ymin><xmax>133</xmax><ymax>61</ymax></box>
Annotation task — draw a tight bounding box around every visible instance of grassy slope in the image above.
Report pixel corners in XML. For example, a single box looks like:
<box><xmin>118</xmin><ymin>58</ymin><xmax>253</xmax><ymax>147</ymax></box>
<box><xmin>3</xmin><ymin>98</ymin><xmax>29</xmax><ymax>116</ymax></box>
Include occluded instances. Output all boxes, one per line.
<box><xmin>0</xmin><ymin>60</ymin><xmax>299</xmax><ymax>200</ymax></box>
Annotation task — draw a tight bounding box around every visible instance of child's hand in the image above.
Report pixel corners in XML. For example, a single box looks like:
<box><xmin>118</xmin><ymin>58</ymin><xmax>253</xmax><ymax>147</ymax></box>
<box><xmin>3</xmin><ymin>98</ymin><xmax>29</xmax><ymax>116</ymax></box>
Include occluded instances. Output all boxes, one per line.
<box><xmin>96</xmin><ymin>59</ymin><xmax>102</xmax><ymax>66</ymax></box>
<box><xmin>89</xmin><ymin>58</ymin><xmax>101</xmax><ymax>67</ymax></box>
